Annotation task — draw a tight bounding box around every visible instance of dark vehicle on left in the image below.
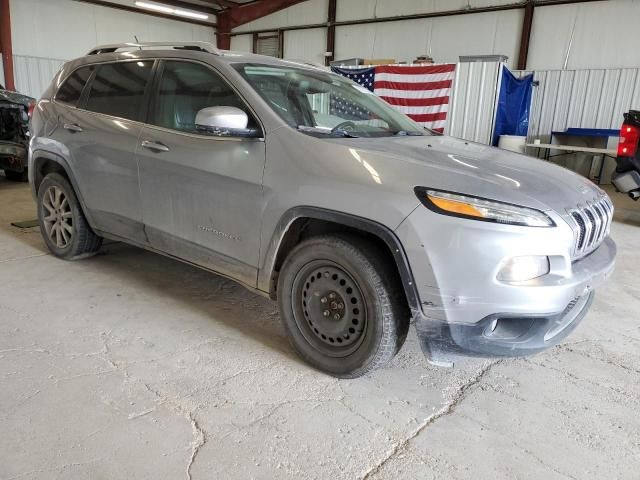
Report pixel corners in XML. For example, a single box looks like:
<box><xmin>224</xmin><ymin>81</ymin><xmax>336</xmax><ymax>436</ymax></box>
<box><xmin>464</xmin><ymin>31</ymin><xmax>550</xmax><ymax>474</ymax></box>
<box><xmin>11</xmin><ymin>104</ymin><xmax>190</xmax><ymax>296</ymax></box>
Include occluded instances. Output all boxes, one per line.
<box><xmin>0</xmin><ymin>83</ymin><xmax>35</xmax><ymax>181</ymax></box>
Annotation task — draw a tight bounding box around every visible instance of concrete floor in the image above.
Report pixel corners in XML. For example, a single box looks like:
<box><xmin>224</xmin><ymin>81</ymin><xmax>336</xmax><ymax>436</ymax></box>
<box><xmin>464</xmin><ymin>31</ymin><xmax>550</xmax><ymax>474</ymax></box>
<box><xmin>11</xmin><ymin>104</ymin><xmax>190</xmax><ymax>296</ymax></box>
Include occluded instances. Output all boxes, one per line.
<box><xmin>0</xmin><ymin>176</ymin><xmax>638</xmax><ymax>480</ymax></box>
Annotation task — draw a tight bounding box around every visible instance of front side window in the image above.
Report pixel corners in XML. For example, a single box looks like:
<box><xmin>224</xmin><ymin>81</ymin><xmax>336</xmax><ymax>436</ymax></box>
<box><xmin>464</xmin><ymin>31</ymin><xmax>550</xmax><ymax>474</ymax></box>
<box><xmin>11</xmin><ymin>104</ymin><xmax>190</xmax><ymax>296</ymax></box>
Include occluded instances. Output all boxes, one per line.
<box><xmin>84</xmin><ymin>61</ymin><xmax>153</xmax><ymax>121</ymax></box>
<box><xmin>235</xmin><ymin>63</ymin><xmax>428</xmax><ymax>138</ymax></box>
<box><xmin>151</xmin><ymin>60</ymin><xmax>258</xmax><ymax>136</ymax></box>
<box><xmin>55</xmin><ymin>66</ymin><xmax>94</xmax><ymax>106</ymax></box>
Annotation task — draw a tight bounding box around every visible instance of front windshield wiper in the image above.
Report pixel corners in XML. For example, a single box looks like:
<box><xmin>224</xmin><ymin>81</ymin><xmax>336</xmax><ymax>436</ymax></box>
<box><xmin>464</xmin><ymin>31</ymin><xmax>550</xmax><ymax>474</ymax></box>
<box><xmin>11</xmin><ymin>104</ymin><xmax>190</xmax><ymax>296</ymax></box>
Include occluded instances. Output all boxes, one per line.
<box><xmin>297</xmin><ymin>125</ymin><xmax>359</xmax><ymax>138</ymax></box>
<box><xmin>393</xmin><ymin>130</ymin><xmax>424</xmax><ymax>136</ymax></box>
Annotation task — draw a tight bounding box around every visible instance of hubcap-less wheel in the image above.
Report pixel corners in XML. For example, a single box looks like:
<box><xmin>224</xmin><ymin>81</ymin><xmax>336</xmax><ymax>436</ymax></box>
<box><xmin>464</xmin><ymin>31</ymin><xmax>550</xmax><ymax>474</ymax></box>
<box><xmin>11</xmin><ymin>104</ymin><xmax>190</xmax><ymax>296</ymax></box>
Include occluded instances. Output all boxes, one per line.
<box><xmin>41</xmin><ymin>186</ymin><xmax>73</xmax><ymax>249</ymax></box>
<box><xmin>292</xmin><ymin>262</ymin><xmax>367</xmax><ymax>357</ymax></box>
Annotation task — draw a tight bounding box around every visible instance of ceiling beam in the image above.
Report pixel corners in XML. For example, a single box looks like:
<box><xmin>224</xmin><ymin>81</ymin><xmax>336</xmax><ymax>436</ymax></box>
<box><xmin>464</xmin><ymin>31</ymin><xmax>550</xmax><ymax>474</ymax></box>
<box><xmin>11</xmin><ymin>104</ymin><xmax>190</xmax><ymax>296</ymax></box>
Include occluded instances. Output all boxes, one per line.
<box><xmin>199</xmin><ymin>0</ymin><xmax>242</xmax><ymax>9</ymax></box>
<box><xmin>216</xmin><ymin>0</ymin><xmax>307</xmax><ymax>49</ymax></box>
<box><xmin>73</xmin><ymin>0</ymin><xmax>217</xmax><ymax>27</ymax></box>
<box><xmin>224</xmin><ymin>0</ymin><xmax>307</xmax><ymax>28</ymax></box>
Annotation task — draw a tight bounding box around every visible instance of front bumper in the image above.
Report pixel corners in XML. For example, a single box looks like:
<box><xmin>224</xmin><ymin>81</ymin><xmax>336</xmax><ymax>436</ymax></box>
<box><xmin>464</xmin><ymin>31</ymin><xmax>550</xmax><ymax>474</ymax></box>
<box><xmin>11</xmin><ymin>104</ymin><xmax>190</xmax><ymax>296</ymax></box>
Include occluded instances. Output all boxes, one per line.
<box><xmin>396</xmin><ymin>205</ymin><xmax>616</xmax><ymax>365</ymax></box>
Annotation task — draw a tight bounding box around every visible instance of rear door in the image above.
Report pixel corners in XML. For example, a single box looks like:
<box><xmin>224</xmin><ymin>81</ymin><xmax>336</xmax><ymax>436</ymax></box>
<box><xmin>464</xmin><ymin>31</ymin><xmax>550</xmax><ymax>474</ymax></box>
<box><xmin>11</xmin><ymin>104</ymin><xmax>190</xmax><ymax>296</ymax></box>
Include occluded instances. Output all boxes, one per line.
<box><xmin>136</xmin><ymin>59</ymin><xmax>265</xmax><ymax>287</ymax></box>
<box><xmin>58</xmin><ymin>60</ymin><xmax>155</xmax><ymax>243</ymax></box>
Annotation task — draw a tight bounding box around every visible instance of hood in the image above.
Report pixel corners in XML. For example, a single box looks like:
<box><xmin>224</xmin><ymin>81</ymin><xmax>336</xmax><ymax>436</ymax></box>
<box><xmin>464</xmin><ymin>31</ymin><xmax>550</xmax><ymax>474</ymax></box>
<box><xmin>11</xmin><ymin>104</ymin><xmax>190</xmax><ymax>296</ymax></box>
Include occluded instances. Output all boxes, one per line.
<box><xmin>334</xmin><ymin>135</ymin><xmax>604</xmax><ymax>212</ymax></box>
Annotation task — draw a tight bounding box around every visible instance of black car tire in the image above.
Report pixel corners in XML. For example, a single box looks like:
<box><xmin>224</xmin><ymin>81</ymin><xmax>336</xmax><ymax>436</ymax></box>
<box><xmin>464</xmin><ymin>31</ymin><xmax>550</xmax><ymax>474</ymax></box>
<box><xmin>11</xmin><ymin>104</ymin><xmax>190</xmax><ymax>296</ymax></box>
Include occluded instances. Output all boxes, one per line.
<box><xmin>37</xmin><ymin>173</ymin><xmax>102</xmax><ymax>259</ymax></box>
<box><xmin>278</xmin><ymin>234</ymin><xmax>410</xmax><ymax>378</ymax></box>
<box><xmin>4</xmin><ymin>169</ymin><xmax>28</xmax><ymax>182</ymax></box>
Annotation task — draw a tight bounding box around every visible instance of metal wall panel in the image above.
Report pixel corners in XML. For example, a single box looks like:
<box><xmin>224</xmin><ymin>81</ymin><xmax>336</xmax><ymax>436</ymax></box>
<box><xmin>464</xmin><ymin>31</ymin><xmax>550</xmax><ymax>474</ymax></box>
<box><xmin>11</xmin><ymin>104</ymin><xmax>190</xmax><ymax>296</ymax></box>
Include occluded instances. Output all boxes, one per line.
<box><xmin>528</xmin><ymin>0</ymin><xmax>640</xmax><ymax>70</ymax></box>
<box><xmin>230</xmin><ymin>34</ymin><xmax>253</xmax><ymax>53</ymax></box>
<box><xmin>447</xmin><ymin>61</ymin><xmax>502</xmax><ymax>144</ymax></box>
<box><xmin>516</xmin><ymin>67</ymin><xmax>640</xmax><ymax>145</ymax></box>
<box><xmin>284</xmin><ymin>28</ymin><xmax>327</xmax><ymax>65</ymax></box>
<box><xmin>11</xmin><ymin>0</ymin><xmax>214</xmax><ymax>61</ymax></box>
<box><xmin>13</xmin><ymin>55</ymin><xmax>65</xmax><ymax>99</ymax></box>
<box><xmin>333</xmin><ymin>10</ymin><xmax>521</xmax><ymax>68</ymax></box>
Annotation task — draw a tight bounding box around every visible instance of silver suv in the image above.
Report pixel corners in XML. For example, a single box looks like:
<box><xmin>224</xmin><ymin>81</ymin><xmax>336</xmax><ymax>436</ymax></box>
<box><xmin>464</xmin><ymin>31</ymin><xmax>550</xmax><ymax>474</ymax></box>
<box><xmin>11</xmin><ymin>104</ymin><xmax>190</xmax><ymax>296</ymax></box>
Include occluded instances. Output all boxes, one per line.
<box><xmin>29</xmin><ymin>42</ymin><xmax>617</xmax><ymax>377</ymax></box>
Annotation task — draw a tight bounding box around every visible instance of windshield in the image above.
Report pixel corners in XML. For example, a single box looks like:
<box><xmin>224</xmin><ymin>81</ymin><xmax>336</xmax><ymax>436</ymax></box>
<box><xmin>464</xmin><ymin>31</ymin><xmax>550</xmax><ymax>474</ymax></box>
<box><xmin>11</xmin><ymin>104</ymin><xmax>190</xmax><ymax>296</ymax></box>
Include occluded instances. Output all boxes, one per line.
<box><xmin>234</xmin><ymin>63</ymin><xmax>429</xmax><ymax>138</ymax></box>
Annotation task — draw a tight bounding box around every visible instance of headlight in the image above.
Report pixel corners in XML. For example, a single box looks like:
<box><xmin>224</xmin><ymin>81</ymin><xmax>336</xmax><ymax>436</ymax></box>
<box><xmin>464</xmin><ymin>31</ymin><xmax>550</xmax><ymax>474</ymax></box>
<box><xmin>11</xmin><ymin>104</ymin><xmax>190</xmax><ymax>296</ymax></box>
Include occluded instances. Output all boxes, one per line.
<box><xmin>497</xmin><ymin>256</ymin><xmax>550</xmax><ymax>282</ymax></box>
<box><xmin>415</xmin><ymin>188</ymin><xmax>554</xmax><ymax>227</ymax></box>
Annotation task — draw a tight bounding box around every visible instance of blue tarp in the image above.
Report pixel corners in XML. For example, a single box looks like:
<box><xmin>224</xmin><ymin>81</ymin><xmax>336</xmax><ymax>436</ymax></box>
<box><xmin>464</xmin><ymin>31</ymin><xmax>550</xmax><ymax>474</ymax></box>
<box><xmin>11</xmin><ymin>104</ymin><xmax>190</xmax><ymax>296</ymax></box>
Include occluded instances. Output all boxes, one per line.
<box><xmin>492</xmin><ymin>65</ymin><xmax>534</xmax><ymax>146</ymax></box>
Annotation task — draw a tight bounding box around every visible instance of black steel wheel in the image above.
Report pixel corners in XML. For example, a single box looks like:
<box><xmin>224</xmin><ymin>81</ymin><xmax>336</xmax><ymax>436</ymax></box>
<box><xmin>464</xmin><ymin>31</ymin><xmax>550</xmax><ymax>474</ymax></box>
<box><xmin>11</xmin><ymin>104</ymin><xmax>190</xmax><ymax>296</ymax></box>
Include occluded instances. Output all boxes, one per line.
<box><xmin>278</xmin><ymin>234</ymin><xmax>410</xmax><ymax>378</ymax></box>
<box><xmin>293</xmin><ymin>262</ymin><xmax>368</xmax><ymax>357</ymax></box>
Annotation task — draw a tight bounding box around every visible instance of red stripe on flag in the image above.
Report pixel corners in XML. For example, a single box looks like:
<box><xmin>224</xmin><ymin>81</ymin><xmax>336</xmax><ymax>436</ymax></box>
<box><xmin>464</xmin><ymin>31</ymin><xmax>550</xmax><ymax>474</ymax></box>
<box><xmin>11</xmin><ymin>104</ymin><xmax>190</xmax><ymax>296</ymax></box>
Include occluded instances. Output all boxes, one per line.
<box><xmin>380</xmin><ymin>96</ymin><xmax>450</xmax><ymax>107</ymax></box>
<box><xmin>375</xmin><ymin>64</ymin><xmax>456</xmax><ymax>75</ymax></box>
<box><xmin>374</xmin><ymin>80</ymin><xmax>453</xmax><ymax>91</ymax></box>
<box><xmin>432</xmin><ymin>128</ymin><xmax>445</xmax><ymax>133</ymax></box>
<box><xmin>407</xmin><ymin>112</ymin><xmax>448</xmax><ymax>123</ymax></box>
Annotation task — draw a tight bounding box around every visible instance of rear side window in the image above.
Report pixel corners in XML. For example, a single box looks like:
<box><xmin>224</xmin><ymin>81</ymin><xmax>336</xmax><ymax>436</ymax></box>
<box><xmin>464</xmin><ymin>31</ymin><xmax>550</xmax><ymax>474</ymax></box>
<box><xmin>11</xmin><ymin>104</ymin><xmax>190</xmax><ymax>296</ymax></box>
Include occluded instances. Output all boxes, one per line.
<box><xmin>84</xmin><ymin>61</ymin><xmax>153</xmax><ymax>121</ymax></box>
<box><xmin>55</xmin><ymin>66</ymin><xmax>94</xmax><ymax>106</ymax></box>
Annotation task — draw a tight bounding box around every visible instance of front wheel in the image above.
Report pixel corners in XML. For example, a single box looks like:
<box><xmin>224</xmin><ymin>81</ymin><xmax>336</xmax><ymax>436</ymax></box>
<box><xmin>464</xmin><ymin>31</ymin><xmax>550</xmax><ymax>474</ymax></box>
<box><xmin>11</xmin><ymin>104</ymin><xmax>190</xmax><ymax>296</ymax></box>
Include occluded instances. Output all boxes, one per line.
<box><xmin>37</xmin><ymin>173</ymin><xmax>102</xmax><ymax>259</ymax></box>
<box><xmin>278</xmin><ymin>234</ymin><xmax>409</xmax><ymax>378</ymax></box>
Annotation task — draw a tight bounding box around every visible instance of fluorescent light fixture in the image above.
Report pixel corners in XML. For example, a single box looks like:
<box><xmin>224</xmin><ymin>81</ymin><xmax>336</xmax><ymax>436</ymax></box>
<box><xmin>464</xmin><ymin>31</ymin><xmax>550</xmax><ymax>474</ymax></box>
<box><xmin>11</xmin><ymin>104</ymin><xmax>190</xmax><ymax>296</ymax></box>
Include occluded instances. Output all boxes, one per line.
<box><xmin>135</xmin><ymin>1</ymin><xmax>209</xmax><ymax>20</ymax></box>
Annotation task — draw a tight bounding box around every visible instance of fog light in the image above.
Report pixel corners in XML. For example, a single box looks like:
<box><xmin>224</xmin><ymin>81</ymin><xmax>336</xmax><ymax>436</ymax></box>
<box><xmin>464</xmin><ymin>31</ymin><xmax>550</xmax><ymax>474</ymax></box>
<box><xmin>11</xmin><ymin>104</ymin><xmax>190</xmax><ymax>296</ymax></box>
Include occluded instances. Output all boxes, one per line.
<box><xmin>497</xmin><ymin>256</ymin><xmax>550</xmax><ymax>282</ymax></box>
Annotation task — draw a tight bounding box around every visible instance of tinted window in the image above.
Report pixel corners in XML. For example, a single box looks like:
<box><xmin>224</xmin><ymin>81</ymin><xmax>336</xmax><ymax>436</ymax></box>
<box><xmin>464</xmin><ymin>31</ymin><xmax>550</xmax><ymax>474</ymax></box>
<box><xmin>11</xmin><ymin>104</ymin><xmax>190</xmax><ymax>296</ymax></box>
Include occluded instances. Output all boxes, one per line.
<box><xmin>152</xmin><ymin>61</ymin><xmax>257</xmax><ymax>135</ymax></box>
<box><xmin>85</xmin><ymin>61</ymin><xmax>153</xmax><ymax>121</ymax></box>
<box><xmin>56</xmin><ymin>66</ymin><xmax>94</xmax><ymax>106</ymax></box>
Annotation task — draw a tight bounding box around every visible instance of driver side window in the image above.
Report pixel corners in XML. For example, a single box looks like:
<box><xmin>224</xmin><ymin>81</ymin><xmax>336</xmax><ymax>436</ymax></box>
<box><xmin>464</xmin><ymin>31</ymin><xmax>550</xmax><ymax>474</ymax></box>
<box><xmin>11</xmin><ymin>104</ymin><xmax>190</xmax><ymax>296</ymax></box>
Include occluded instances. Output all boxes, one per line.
<box><xmin>151</xmin><ymin>61</ymin><xmax>258</xmax><ymax>136</ymax></box>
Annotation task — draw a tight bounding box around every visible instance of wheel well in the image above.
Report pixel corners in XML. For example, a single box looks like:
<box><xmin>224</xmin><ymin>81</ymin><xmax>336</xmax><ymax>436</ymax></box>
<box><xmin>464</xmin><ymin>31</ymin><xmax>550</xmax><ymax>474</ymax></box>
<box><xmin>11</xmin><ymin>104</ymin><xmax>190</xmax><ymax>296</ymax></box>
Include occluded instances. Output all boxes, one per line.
<box><xmin>32</xmin><ymin>158</ymin><xmax>69</xmax><ymax>193</ymax></box>
<box><xmin>270</xmin><ymin>217</ymin><xmax>410</xmax><ymax>313</ymax></box>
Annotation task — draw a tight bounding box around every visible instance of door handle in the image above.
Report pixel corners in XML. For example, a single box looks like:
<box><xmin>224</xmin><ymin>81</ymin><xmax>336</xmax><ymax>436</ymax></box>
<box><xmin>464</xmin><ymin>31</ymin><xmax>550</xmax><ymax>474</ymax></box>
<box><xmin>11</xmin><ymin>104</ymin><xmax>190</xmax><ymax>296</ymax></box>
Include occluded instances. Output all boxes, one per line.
<box><xmin>141</xmin><ymin>140</ymin><xmax>170</xmax><ymax>153</ymax></box>
<box><xmin>63</xmin><ymin>123</ymin><xmax>83</xmax><ymax>133</ymax></box>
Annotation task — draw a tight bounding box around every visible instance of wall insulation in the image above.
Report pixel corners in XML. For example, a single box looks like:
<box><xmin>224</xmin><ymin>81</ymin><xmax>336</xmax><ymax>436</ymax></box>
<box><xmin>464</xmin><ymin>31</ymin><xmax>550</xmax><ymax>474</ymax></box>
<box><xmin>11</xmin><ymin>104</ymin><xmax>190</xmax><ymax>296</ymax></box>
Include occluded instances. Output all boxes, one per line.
<box><xmin>9</xmin><ymin>0</ymin><xmax>214</xmax><ymax>97</ymax></box>
<box><xmin>230</xmin><ymin>0</ymin><xmax>640</xmax><ymax>71</ymax></box>
<box><xmin>12</xmin><ymin>55</ymin><xmax>66</xmax><ymax>101</ymax></box>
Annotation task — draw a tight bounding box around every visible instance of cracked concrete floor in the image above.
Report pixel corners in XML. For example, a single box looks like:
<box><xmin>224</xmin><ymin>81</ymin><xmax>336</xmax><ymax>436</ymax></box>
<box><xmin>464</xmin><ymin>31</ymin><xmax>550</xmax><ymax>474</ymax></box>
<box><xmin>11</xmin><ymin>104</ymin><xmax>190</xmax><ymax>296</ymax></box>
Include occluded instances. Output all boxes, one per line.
<box><xmin>0</xmin><ymin>176</ymin><xmax>639</xmax><ymax>480</ymax></box>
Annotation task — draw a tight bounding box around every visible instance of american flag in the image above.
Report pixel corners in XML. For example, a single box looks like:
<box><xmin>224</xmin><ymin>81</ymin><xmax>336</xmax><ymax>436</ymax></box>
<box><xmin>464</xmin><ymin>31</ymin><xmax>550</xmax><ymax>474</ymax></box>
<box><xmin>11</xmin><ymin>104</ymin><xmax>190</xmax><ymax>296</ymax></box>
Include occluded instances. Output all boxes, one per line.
<box><xmin>331</xmin><ymin>64</ymin><xmax>456</xmax><ymax>133</ymax></box>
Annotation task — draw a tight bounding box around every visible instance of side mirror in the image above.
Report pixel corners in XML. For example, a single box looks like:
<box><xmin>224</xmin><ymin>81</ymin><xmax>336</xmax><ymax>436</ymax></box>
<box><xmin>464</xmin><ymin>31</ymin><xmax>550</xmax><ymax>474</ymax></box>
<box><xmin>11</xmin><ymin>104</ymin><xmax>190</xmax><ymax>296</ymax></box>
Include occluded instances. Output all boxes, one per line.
<box><xmin>195</xmin><ymin>106</ymin><xmax>251</xmax><ymax>134</ymax></box>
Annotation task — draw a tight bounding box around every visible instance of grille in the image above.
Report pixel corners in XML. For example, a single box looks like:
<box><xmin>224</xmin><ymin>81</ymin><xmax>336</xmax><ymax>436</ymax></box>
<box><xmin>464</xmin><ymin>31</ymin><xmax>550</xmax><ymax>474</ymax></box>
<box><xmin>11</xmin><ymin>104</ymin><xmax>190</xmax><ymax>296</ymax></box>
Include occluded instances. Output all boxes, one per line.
<box><xmin>568</xmin><ymin>196</ymin><xmax>614</xmax><ymax>259</ymax></box>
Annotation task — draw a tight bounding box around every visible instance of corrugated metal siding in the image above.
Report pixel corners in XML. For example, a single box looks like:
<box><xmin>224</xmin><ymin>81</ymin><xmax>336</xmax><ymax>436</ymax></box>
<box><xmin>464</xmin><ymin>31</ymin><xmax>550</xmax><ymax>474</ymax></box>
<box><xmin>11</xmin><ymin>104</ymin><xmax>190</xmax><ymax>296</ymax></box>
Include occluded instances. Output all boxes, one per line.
<box><xmin>447</xmin><ymin>61</ymin><xmax>502</xmax><ymax>144</ymax></box>
<box><xmin>13</xmin><ymin>55</ymin><xmax>66</xmax><ymax>99</ymax></box>
<box><xmin>515</xmin><ymin>68</ymin><xmax>640</xmax><ymax>146</ymax></box>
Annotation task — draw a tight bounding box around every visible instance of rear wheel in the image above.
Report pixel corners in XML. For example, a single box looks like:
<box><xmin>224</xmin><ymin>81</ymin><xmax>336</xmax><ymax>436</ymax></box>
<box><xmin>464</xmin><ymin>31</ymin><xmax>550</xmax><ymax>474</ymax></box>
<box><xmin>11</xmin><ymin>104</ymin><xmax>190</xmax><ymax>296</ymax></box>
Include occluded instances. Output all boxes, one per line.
<box><xmin>37</xmin><ymin>173</ymin><xmax>102</xmax><ymax>259</ymax></box>
<box><xmin>278</xmin><ymin>234</ymin><xmax>409</xmax><ymax>378</ymax></box>
<box><xmin>4</xmin><ymin>169</ymin><xmax>28</xmax><ymax>182</ymax></box>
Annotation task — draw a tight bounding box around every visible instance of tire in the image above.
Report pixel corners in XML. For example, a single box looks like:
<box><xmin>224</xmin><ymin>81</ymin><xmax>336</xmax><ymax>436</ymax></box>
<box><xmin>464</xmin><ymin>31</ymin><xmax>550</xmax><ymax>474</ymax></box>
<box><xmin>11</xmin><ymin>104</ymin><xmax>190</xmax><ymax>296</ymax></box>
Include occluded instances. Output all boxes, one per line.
<box><xmin>37</xmin><ymin>173</ymin><xmax>102</xmax><ymax>259</ymax></box>
<box><xmin>278</xmin><ymin>234</ymin><xmax>410</xmax><ymax>378</ymax></box>
<box><xmin>4</xmin><ymin>169</ymin><xmax>28</xmax><ymax>182</ymax></box>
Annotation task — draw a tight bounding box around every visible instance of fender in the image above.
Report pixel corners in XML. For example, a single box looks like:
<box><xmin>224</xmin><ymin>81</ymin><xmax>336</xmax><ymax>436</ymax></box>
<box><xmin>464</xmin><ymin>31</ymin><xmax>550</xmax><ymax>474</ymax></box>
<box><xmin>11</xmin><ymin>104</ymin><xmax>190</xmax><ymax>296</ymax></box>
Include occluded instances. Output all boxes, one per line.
<box><xmin>258</xmin><ymin>206</ymin><xmax>423</xmax><ymax>316</ymax></box>
<box><xmin>30</xmin><ymin>149</ymin><xmax>98</xmax><ymax>230</ymax></box>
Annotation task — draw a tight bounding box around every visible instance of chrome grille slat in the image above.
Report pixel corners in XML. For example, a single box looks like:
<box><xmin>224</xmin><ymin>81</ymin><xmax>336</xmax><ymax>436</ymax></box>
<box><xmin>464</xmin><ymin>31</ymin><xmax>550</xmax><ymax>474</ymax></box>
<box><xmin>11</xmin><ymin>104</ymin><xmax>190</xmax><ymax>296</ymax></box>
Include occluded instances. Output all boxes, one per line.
<box><xmin>594</xmin><ymin>203</ymin><xmax>607</xmax><ymax>243</ymax></box>
<box><xmin>568</xmin><ymin>195</ymin><xmax>613</xmax><ymax>259</ymax></box>
<box><xmin>589</xmin><ymin>203</ymin><xmax>603</xmax><ymax>246</ymax></box>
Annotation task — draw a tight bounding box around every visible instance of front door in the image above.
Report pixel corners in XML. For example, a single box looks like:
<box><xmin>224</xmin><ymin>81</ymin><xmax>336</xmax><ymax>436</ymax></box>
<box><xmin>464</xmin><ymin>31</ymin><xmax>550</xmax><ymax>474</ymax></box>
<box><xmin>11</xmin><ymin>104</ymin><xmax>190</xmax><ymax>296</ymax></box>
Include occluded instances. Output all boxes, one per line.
<box><xmin>136</xmin><ymin>60</ymin><xmax>265</xmax><ymax>287</ymax></box>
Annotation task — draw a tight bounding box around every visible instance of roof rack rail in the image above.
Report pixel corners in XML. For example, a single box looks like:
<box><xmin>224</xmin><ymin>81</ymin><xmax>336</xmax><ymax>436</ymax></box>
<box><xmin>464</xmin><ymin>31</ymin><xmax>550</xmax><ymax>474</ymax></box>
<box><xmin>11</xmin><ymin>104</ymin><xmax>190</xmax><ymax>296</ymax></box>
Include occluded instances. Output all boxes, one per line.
<box><xmin>87</xmin><ymin>42</ymin><xmax>221</xmax><ymax>56</ymax></box>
